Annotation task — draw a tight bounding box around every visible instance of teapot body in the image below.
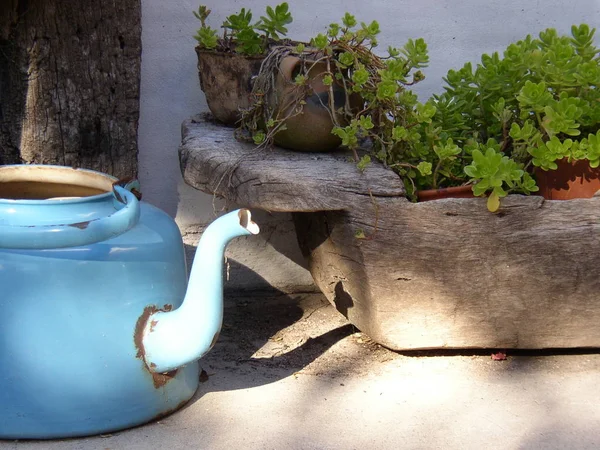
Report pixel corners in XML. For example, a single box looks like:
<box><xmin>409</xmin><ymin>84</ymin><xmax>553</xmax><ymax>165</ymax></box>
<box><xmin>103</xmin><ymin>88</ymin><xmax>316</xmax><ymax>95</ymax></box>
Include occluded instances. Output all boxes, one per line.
<box><xmin>0</xmin><ymin>167</ymin><xmax>199</xmax><ymax>439</ymax></box>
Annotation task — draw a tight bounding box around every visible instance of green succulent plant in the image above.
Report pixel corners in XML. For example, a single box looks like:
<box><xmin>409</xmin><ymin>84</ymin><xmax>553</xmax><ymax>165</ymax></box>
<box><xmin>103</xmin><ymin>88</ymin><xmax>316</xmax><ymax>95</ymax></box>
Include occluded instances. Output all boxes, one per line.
<box><xmin>239</xmin><ymin>11</ymin><xmax>430</xmax><ymax>165</ymax></box>
<box><xmin>193</xmin><ymin>3</ymin><xmax>293</xmax><ymax>56</ymax></box>
<box><xmin>394</xmin><ymin>23</ymin><xmax>599</xmax><ymax>211</ymax></box>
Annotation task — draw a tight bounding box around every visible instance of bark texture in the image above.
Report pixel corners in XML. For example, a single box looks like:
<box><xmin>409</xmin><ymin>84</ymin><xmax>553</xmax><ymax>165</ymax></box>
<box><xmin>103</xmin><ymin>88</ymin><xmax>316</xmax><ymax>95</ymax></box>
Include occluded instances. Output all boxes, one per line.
<box><xmin>179</xmin><ymin>116</ymin><xmax>600</xmax><ymax>349</ymax></box>
<box><xmin>0</xmin><ymin>0</ymin><xmax>140</xmax><ymax>178</ymax></box>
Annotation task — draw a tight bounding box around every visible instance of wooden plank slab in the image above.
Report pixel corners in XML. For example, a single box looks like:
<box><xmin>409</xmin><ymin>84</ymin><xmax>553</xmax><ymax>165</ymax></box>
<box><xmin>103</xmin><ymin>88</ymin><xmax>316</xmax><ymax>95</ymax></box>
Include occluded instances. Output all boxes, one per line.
<box><xmin>296</xmin><ymin>195</ymin><xmax>600</xmax><ymax>349</ymax></box>
<box><xmin>179</xmin><ymin>114</ymin><xmax>405</xmax><ymax>212</ymax></box>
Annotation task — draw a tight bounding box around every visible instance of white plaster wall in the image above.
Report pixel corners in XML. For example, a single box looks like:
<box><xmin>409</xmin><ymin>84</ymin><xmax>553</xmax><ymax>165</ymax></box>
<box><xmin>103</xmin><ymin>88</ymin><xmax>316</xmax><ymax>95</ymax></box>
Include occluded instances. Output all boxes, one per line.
<box><xmin>139</xmin><ymin>0</ymin><xmax>599</xmax><ymax>290</ymax></box>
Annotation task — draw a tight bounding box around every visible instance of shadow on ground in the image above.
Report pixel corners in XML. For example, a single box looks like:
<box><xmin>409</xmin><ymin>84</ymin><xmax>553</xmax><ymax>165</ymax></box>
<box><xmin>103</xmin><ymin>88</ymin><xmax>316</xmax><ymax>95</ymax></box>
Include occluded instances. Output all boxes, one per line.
<box><xmin>178</xmin><ymin>256</ymin><xmax>600</xmax><ymax>413</ymax></box>
<box><xmin>181</xmin><ymin>240</ymin><xmax>600</xmax><ymax>398</ymax></box>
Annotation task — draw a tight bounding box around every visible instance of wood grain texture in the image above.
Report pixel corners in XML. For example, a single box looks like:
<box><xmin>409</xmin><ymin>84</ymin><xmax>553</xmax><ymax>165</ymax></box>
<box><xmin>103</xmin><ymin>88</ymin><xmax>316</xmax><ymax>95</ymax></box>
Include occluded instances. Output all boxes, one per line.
<box><xmin>0</xmin><ymin>0</ymin><xmax>140</xmax><ymax>178</ymax></box>
<box><xmin>180</xmin><ymin>116</ymin><xmax>600</xmax><ymax>349</ymax></box>
<box><xmin>295</xmin><ymin>195</ymin><xmax>600</xmax><ymax>349</ymax></box>
<box><xmin>179</xmin><ymin>114</ymin><xmax>405</xmax><ymax>212</ymax></box>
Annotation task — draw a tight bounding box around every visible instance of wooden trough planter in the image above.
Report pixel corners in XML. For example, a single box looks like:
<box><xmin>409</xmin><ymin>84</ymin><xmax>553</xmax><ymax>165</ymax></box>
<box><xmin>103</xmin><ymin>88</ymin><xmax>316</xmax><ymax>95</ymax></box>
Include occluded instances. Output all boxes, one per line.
<box><xmin>179</xmin><ymin>115</ymin><xmax>600</xmax><ymax>350</ymax></box>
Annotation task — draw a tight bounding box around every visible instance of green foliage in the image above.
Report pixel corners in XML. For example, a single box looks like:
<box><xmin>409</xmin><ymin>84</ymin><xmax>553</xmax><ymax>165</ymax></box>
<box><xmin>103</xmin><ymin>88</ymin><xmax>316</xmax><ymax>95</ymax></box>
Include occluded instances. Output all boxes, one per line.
<box><xmin>342</xmin><ymin>13</ymin><xmax>357</xmax><ymax>28</ymax></box>
<box><xmin>193</xmin><ymin>6</ymin><xmax>219</xmax><ymax>48</ymax></box>
<box><xmin>376</xmin><ymin>80</ymin><xmax>397</xmax><ymax>100</ymax></box>
<box><xmin>417</xmin><ymin>161</ymin><xmax>432</xmax><ymax>176</ymax></box>
<box><xmin>241</xmin><ymin>8</ymin><xmax>430</xmax><ymax>172</ymax></box>
<box><xmin>415</xmin><ymin>102</ymin><xmax>436</xmax><ymax>124</ymax></box>
<box><xmin>434</xmin><ymin>139</ymin><xmax>461</xmax><ymax>160</ymax></box>
<box><xmin>354</xmin><ymin>229</ymin><xmax>367</xmax><ymax>239</ymax></box>
<box><xmin>234</xmin><ymin>28</ymin><xmax>263</xmax><ymax>55</ymax></box>
<box><xmin>256</xmin><ymin>3</ymin><xmax>293</xmax><ymax>40</ymax></box>
<box><xmin>193</xmin><ymin>3</ymin><xmax>293</xmax><ymax>56</ymax></box>
<box><xmin>193</xmin><ymin>5</ymin><xmax>211</xmax><ymax>25</ymax></box>
<box><xmin>351</xmin><ymin>66</ymin><xmax>369</xmax><ymax>86</ymax></box>
<box><xmin>516</xmin><ymin>81</ymin><xmax>553</xmax><ymax>112</ymax></box>
<box><xmin>401</xmin><ymin>38</ymin><xmax>430</xmax><ymax>68</ymax></box>
<box><xmin>463</xmin><ymin>146</ymin><xmax>538</xmax><ymax>211</ymax></box>
<box><xmin>194</xmin><ymin>26</ymin><xmax>219</xmax><ymax>49</ymax></box>
<box><xmin>294</xmin><ymin>74</ymin><xmax>307</xmax><ymax>85</ymax></box>
<box><xmin>584</xmin><ymin>131</ymin><xmax>600</xmax><ymax>167</ymax></box>
<box><xmin>222</xmin><ymin>8</ymin><xmax>253</xmax><ymax>32</ymax></box>
<box><xmin>313</xmin><ymin>13</ymin><xmax>428</xmax><ymax>175</ymax></box>
<box><xmin>357</xmin><ymin>155</ymin><xmax>372</xmax><ymax>171</ymax></box>
<box><xmin>332</xmin><ymin>125</ymin><xmax>358</xmax><ymax>148</ymax></box>
<box><xmin>252</xmin><ymin>130</ymin><xmax>266</xmax><ymax>145</ymax></box>
<box><xmin>357</xmin><ymin>20</ymin><xmax>380</xmax><ymax>44</ymax></box>
<box><xmin>390</xmin><ymin>23</ymin><xmax>600</xmax><ymax>203</ymax></box>
<box><xmin>529</xmin><ymin>136</ymin><xmax>573</xmax><ymax>170</ymax></box>
<box><xmin>358</xmin><ymin>116</ymin><xmax>374</xmax><ymax>130</ymax></box>
<box><xmin>311</xmin><ymin>33</ymin><xmax>328</xmax><ymax>49</ymax></box>
<box><xmin>328</xmin><ymin>23</ymin><xmax>341</xmax><ymax>38</ymax></box>
<box><xmin>236</xmin><ymin>8</ymin><xmax>599</xmax><ymax>210</ymax></box>
<box><xmin>464</xmin><ymin>147</ymin><xmax>529</xmax><ymax>197</ymax></box>
<box><xmin>338</xmin><ymin>52</ymin><xmax>354</xmax><ymax>67</ymax></box>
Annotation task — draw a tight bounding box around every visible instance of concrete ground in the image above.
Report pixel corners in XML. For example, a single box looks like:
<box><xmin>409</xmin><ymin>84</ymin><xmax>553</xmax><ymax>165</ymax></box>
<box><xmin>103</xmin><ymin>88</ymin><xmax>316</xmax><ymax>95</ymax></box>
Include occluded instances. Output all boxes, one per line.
<box><xmin>3</xmin><ymin>291</ymin><xmax>600</xmax><ymax>450</ymax></box>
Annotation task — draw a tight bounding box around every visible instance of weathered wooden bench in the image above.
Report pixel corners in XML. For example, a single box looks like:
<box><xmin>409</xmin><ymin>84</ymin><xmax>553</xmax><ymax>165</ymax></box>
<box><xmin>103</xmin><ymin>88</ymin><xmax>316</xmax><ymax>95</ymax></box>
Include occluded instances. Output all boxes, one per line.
<box><xmin>179</xmin><ymin>114</ymin><xmax>600</xmax><ymax>350</ymax></box>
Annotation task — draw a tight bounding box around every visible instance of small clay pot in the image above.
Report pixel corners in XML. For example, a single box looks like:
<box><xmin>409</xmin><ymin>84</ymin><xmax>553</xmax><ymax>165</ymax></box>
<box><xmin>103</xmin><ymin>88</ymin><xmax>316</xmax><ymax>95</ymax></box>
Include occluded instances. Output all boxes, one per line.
<box><xmin>196</xmin><ymin>48</ymin><xmax>264</xmax><ymax>125</ymax></box>
<box><xmin>534</xmin><ymin>158</ymin><xmax>600</xmax><ymax>200</ymax></box>
<box><xmin>271</xmin><ymin>55</ymin><xmax>362</xmax><ymax>152</ymax></box>
<box><xmin>416</xmin><ymin>185</ymin><xmax>475</xmax><ymax>202</ymax></box>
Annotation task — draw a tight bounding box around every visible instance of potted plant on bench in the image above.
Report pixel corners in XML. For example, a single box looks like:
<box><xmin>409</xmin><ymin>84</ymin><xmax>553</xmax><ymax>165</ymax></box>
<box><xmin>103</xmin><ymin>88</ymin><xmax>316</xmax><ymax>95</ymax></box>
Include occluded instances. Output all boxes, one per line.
<box><xmin>238</xmin><ymin>11</ymin><xmax>431</xmax><ymax>152</ymax></box>
<box><xmin>193</xmin><ymin>3</ymin><xmax>294</xmax><ymax>125</ymax></box>
<box><xmin>386</xmin><ymin>24</ymin><xmax>600</xmax><ymax>210</ymax></box>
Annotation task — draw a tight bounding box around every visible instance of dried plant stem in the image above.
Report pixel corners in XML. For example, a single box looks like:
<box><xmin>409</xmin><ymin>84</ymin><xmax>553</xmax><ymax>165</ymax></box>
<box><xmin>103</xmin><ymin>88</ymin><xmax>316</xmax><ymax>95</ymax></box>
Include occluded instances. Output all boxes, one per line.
<box><xmin>360</xmin><ymin>189</ymin><xmax>380</xmax><ymax>241</ymax></box>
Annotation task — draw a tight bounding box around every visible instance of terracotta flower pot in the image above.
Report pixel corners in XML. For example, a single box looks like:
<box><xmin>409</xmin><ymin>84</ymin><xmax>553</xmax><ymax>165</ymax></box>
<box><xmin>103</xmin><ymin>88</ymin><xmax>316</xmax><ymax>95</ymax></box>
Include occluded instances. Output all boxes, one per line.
<box><xmin>196</xmin><ymin>48</ymin><xmax>264</xmax><ymax>125</ymax></box>
<box><xmin>271</xmin><ymin>55</ymin><xmax>362</xmax><ymax>152</ymax></box>
<box><xmin>534</xmin><ymin>158</ymin><xmax>600</xmax><ymax>200</ymax></box>
<box><xmin>416</xmin><ymin>185</ymin><xmax>475</xmax><ymax>202</ymax></box>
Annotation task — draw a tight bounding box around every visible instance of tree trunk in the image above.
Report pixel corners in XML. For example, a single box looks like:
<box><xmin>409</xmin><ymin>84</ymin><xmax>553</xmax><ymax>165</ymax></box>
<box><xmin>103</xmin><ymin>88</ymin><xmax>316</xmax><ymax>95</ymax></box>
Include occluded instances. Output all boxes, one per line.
<box><xmin>0</xmin><ymin>0</ymin><xmax>140</xmax><ymax>178</ymax></box>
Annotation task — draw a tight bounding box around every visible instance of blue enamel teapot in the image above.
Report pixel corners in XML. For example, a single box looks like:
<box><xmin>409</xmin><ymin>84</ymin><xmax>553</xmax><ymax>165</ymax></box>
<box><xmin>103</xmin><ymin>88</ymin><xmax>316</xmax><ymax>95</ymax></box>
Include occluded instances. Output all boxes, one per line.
<box><xmin>0</xmin><ymin>165</ymin><xmax>259</xmax><ymax>439</ymax></box>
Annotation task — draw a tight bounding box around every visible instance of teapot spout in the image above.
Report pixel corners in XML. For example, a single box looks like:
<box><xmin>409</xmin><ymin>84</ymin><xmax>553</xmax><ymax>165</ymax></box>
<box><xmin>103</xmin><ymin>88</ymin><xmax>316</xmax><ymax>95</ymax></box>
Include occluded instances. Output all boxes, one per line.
<box><xmin>140</xmin><ymin>209</ymin><xmax>259</xmax><ymax>373</ymax></box>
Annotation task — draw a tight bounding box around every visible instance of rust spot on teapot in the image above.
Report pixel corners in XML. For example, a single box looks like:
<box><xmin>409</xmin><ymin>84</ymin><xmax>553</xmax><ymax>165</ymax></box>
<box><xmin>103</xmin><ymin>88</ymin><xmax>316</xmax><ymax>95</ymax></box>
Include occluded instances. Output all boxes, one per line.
<box><xmin>133</xmin><ymin>304</ymin><xmax>178</xmax><ymax>388</ymax></box>
<box><xmin>134</xmin><ymin>305</ymin><xmax>158</xmax><ymax>359</ymax></box>
<box><xmin>68</xmin><ymin>221</ymin><xmax>91</xmax><ymax>229</ymax></box>
<box><xmin>148</xmin><ymin>365</ymin><xmax>178</xmax><ymax>389</ymax></box>
<box><xmin>210</xmin><ymin>331</ymin><xmax>220</xmax><ymax>349</ymax></box>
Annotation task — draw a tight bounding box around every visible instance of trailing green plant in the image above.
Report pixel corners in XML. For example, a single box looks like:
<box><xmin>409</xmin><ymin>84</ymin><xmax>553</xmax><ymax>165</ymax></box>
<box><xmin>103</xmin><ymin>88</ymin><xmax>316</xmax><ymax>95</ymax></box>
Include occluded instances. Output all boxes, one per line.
<box><xmin>239</xmin><ymin>11</ymin><xmax>431</xmax><ymax>160</ymax></box>
<box><xmin>397</xmin><ymin>24</ymin><xmax>600</xmax><ymax>211</ymax></box>
<box><xmin>238</xmin><ymin>16</ymin><xmax>599</xmax><ymax>211</ymax></box>
<box><xmin>193</xmin><ymin>3</ymin><xmax>293</xmax><ymax>56</ymax></box>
